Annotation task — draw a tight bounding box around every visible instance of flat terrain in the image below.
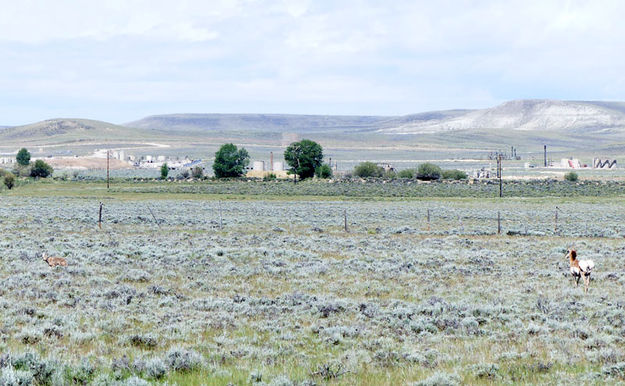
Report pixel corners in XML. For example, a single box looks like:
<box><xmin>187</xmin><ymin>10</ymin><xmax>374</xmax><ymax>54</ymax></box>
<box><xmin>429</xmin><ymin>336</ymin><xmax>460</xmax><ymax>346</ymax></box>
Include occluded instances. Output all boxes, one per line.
<box><xmin>1</xmin><ymin>181</ymin><xmax>625</xmax><ymax>384</ymax></box>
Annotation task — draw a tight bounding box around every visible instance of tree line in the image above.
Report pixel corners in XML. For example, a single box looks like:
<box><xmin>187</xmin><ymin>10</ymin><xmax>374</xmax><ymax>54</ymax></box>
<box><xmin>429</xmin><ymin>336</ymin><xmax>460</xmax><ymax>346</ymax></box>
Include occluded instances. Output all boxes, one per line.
<box><xmin>1</xmin><ymin>148</ymin><xmax>54</xmax><ymax>190</ymax></box>
<box><xmin>211</xmin><ymin>139</ymin><xmax>331</xmax><ymax>180</ymax></box>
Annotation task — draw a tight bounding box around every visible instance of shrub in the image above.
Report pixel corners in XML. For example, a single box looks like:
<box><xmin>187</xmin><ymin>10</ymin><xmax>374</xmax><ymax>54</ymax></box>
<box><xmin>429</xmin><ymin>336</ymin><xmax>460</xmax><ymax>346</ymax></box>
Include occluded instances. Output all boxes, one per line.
<box><xmin>179</xmin><ymin>169</ymin><xmax>190</xmax><ymax>179</ymax></box>
<box><xmin>3</xmin><ymin>172</ymin><xmax>15</xmax><ymax>189</ymax></box>
<box><xmin>191</xmin><ymin>166</ymin><xmax>204</xmax><ymax>179</ymax></box>
<box><xmin>16</xmin><ymin>148</ymin><xmax>31</xmax><ymax>166</ymax></box>
<box><xmin>398</xmin><ymin>169</ymin><xmax>416</xmax><ymax>178</ymax></box>
<box><xmin>263</xmin><ymin>173</ymin><xmax>277</xmax><ymax>181</ymax></box>
<box><xmin>442</xmin><ymin>169</ymin><xmax>468</xmax><ymax>180</ymax></box>
<box><xmin>417</xmin><ymin>163</ymin><xmax>442</xmax><ymax>180</ymax></box>
<box><xmin>30</xmin><ymin>160</ymin><xmax>53</xmax><ymax>178</ymax></box>
<box><xmin>128</xmin><ymin>333</ymin><xmax>158</xmax><ymax>348</ymax></box>
<box><xmin>384</xmin><ymin>170</ymin><xmax>397</xmax><ymax>179</ymax></box>
<box><xmin>315</xmin><ymin>164</ymin><xmax>333</xmax><ymax>179</ymax></box>
<box><xmin>165</xmin><ymin>348</ymin><xmax>203</xmax><ymax>372</ymax></box>
<box><xmin>415</xmin><ymin>371</ymin><xmax>460</xmax><ymax>386</ymax></box>
<box><xmin>64</xmin><ymin>360</ymin><xmax>95</xmax><ymax>385</ymax></box>
<box><xmin>13</xmin><ymin>165</ymin><xmax>31</xmax><ymax>177</ymax></box>
<box><xmin>160</xmin><ymin>163</ymin><xmax>169</xmax><ymax>179</ymax></box>
<box><xmin>145</xmin><ymin>358</ymin><xmax>167</xmax><ymax>379</ymax></box>
<box><xmin>10</xmin><ymin>352</ymin><xmax>57</xmax><ymax>385</ymax></box>
<box><xmin>565</xmin><ymin>171</ymin><xmax>578</xmax><ymax>182</ymax></box>
<box><xmin>354</xmin><ymin>162</ymin><xmax>384</xmax><ymax>178</ymax></box>
<box><xmin>471</xmin><ymin>363</ymin><xmax>499</xmax><ymax>379</ymax></box>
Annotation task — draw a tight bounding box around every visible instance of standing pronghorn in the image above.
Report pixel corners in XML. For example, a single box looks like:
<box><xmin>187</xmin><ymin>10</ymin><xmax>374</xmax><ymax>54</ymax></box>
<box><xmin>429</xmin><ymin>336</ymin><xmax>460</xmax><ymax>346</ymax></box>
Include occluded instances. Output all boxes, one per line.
<box><xmin>42</xmin><ymin>252</ymin><xmax>67</xmax><ymax>268</ymax></box>
<box><xmin>566</xmin><ymin>249</ymin><xmax>594</xmax><ymax>293</ymax></box>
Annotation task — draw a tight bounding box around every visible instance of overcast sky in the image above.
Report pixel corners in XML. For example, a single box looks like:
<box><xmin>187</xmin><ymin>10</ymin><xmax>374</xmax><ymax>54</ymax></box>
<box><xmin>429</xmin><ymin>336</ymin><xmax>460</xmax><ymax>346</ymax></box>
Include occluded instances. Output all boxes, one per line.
<box><xmin>1</xmin><ymin>0</ymin><xmax>624</xmax><ymax>125</ymax></box>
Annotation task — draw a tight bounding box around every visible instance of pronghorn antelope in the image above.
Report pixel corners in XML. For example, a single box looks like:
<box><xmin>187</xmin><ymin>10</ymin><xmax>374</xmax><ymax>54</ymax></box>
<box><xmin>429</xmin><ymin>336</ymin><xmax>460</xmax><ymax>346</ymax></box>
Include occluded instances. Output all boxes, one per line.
<box><xmin>42</xmin><ymin>252</ymin><xmax>67</xmax><ymax>268</ymax></box>
<box><xmin>566</xmin><ymin>249</ymin><xmax>594</xmax><ymax>293</ymax></box>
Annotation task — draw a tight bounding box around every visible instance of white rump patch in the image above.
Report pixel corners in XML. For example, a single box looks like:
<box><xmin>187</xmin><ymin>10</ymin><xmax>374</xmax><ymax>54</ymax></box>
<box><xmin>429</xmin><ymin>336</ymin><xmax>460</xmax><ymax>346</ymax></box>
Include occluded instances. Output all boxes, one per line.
<box><xmin>579</xmin><ymin>260</ymin><xmax>595</xmax><ymax>273</ymax></box>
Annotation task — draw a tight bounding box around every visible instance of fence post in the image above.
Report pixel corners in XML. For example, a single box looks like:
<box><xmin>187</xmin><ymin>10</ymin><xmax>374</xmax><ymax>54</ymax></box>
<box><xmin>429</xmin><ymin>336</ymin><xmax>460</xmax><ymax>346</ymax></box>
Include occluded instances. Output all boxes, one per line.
<box><xmin>555</xmin><ymin>206</ymin><xmax>560</xmax><ymax>234</ymax></box>
<box><xmin>497</xmin><ymin>211</ymin><xmax>501</xmax><ymax>235</ymax></box>
<box><xmin>98</xmin><ymin>202</ymin><xmax>103</xmax><ymax>229</ymax></box>
<box><xmin>458</xmin><ymin>214</ymin><xmax>464</xmax><ymax>232</ymax></box>
<box><xmin>427</xmin><ymin>209</ymin><xmax>431</xmax><ymax>231</ymax></box>
<box><xmin>344</xmin><ymin>209</ymin><xmax>349</xmax><ymax>232</ymax></box>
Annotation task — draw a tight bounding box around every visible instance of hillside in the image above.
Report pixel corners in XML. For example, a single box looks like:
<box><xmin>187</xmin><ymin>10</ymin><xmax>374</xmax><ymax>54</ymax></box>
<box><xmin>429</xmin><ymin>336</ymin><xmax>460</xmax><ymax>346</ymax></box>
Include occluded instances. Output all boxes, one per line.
<box><xmin>3</xmin><ymin>100</ymin><xmax>625</xmax><ymax>160</ymax></box>
<box><xmin>0</xmin><ymin>118</ymin><xmax>153</xmax><ymax>144</ymax></box>
<box><xmin>126</xmin><ymin>113</ymin><xmax>393</xmax><ymax>134</ymax></box>
<box><xmin>381</xmin><ymin>100</ymin><xmax>625</xmax><ymax>134</ymax></box>
<box><xmin>125</xmin><ymin>100</ymin><xmax>625</xmax><ymax>143</ymax></box>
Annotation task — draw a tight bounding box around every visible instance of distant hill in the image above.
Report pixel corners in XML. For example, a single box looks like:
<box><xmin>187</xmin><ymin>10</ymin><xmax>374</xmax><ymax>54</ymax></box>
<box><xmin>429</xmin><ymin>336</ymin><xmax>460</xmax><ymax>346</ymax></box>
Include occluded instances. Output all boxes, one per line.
<box><xmin>380</xmin><ymin>100</ymin><xmax>625</xmax><ymax>134</ymax></box>
<box><xmin>0</xmin><ymin>118</ymin><xmax>151</xmax><ymax>144</ymax></box>
<box><xmin>4</xmin><ymin>100</ymin><xmax>625</xmax><ymax>155</ymax></box>
<box><xmin>126</xmin><ymin>113</ymin><xmax>394</xmax><ymax>134</ymax></box>
<box><xmin>126</xmin><ymin>100</ymin><xmax>625</xmax><ymax>137</ymax></box>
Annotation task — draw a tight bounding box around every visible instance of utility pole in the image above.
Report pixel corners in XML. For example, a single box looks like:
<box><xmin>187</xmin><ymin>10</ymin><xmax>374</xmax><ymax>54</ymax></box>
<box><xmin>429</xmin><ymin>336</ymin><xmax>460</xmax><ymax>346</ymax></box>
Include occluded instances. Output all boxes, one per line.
<box><xmin>544</xmin><ymin>145</ymin><xmax>547</xmax><ymax>167</ymax></box>
<box><xmin>498</xmin><ymin>154</ymin><xmax>503</xmax><ymax>198</ymax></box>
<box><xmin>106</xmin><ymin>150</ymin><xmax>110</xmax><ymax>190</ymax></box>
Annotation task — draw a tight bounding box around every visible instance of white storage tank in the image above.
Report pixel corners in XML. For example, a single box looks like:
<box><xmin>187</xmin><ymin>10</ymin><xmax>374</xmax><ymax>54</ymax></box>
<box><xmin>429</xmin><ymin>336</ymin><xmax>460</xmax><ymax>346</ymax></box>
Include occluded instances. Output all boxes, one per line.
<box><xmin>272</xmin><ymin>161</ymin><xmax>284</xmax><ymax>171</ymax></box>
<box><xmin>157</xmin><ymin>155</ymin><xmax>166</xmax><ymax>162</ymax></box>
<box><xmin>253</xmin><ymin>161</ymin><xmax>265</xmax><ymax>171</ymax></box>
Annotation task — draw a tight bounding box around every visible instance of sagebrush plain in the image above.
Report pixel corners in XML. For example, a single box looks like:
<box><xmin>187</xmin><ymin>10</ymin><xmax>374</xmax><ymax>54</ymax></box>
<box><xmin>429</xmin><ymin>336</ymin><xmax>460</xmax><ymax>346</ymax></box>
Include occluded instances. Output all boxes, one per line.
<box><xmin>1</xmin><ymin>181</ymin><xmax>624</xmax><ymax>385</ymax></box>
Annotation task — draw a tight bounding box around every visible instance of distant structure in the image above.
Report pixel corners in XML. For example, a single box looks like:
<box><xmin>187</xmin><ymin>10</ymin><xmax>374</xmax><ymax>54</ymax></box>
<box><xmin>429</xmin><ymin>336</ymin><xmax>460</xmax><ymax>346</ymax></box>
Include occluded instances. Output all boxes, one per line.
<box><xmin>488</xmin><ymin>146</ymin><xmax>520</xmax><ymax>161</ymax></box>
<box><xmin>593</xmin><ymin>158</ymin><xmax>617</xmax><ymax>169</ymax></box>
<box><xmin>560</xmin><ymin>158</ymin><xmax>583</xmax><ymax>169</ymax></box>
<box><xmin>474</xmin><ymin>167</ymin><xmax>491</xmax><ymax>178</ymax></box>
<box><xmin>0</xmin><ymin>156</ymin><xmax>14</xmax><ymax>165</ymax></box>
<box><xmin>246</xmin><ymin>152</ymin><xmax>290</xmax><ymax>179</ymax></box>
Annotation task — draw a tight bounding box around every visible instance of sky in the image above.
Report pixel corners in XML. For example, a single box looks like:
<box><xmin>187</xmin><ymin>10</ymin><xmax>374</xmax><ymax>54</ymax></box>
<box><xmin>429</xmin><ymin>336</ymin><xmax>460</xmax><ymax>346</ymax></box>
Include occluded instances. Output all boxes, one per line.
<box><xmin>1</xmin><ymin>0</ymin><xmax>624</xmax><ymax>125</ymax></box>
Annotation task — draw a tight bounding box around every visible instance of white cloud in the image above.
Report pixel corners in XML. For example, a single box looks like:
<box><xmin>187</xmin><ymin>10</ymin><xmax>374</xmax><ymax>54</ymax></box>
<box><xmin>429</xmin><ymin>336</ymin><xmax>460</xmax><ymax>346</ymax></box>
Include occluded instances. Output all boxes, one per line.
<box><xmin>1</xmin><ymin>0</ymin><xmax>625</xmax><ymax>124</ymax></box>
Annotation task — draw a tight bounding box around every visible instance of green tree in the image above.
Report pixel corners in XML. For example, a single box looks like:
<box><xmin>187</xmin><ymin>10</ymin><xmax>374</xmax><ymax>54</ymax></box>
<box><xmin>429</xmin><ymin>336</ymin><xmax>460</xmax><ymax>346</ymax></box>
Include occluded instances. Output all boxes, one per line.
<box><xmin>354</xmin><ymin>162</ymin><xmax>384</xmax><ymax>178</ymax></box>
<box><xmin>16</xmin><ymin>148</ymin><xmax>31</xmax><ymax>166</ymax></box>
<box><xmin>3</xmin><ymin>172</ymin><xmax>15</xmax><ymax>189</ymax></box>
<box><xmin>160</xmin><ymin>163</ymin><xmax>169</xmax><ymax>179</ymax></box>
<box><xmin>417</xmin><ymin>163</ymin><xmax>442</xmax><ymax>180</ymax></box>
<box><xmin>30</xmin><ymin>160</ymin><xmax>53</xmax><ymax>178</ymax></box>
<box><xmin>213</xmin><ymin>143</ymin><xmax>250</xmax><ymax>178</ymax></box>
<box><xmin>315</xmin><ymin>164</ymin><xmax>333</xmax><ymax>179</ymax></box>
<box><xmin>284</xmin><ymin>140</ymin><xmax>324</xmax><ymax>179</ymax></box>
